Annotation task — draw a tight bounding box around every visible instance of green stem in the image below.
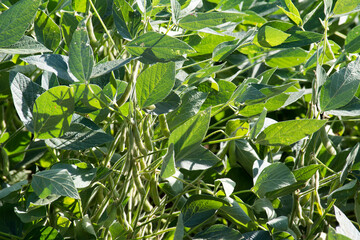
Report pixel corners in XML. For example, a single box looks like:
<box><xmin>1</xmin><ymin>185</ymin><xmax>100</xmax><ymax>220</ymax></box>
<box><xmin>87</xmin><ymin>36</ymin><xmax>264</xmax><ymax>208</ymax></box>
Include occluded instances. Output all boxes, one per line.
<box><xmin>202</xmin><ymin>135</ymin><xmax>246</xmax><ymax>145</ymax></box>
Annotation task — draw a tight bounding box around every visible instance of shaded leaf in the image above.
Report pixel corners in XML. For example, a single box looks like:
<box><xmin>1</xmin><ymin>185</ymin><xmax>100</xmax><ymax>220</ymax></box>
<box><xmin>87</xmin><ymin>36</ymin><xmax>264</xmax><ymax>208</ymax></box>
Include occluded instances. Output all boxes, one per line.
<box><xmin>256</xmin><ymin>119</ymin><xmax>326</xmax><ymax>146</ymax></box>
<box><xmin>32</xmin><ymin>169</ymin><xmax>80</xmax><ymax>199</ymax></box>
<box><xmin>0</xmin><ymin>36</ymin><xmax>50</xmax><ymax>54</ymax></box>
<box><xmin>0</xmin><ymin>0</ymin><xmax>41</xmax><ymax>47</ymax></box>
<box><xmin>33</xmin><ymin>86</ymin><xmax>74</xmax><ymax>139</ymax></box>
<box><xmin>136</xmin><ymin>62</ymin><xmax>175</xmax><ymax>108</ymax></box>
<box><xmin>193</xmin><ymin>224</ymin><xmax>242</xmax><ymax>239</ymax></box>
<box><xmin>179</xmin><ymin>12</ymin><xmax>245</xmax><ymax>30</ymax></box>
<box><xmin>91</xmin><ymin>58</ymin><xmax>133</xmax><ymax>78</ymax></box>
<box><xmin>34</xmin><ymin>11</ymin><xmax>61</xmax><ymax>51</ymax></box>
<box><xmin>126</xmin><ymin>32</ymin><xmax>194</xmax><ymax>63</ymax></box>
<box><xmin>265</xmin><ymin>48</ymin><xmax>308</xmax><ymax>68</ymax></box>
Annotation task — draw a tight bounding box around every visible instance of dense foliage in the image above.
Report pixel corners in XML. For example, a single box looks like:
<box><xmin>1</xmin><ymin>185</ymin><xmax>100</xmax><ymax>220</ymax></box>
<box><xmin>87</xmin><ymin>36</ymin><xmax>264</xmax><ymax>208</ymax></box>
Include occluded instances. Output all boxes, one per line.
<box><xmin>1</xmin><ymin>0</ymin><xmax>360</xmax><ymax>239</ymax></box>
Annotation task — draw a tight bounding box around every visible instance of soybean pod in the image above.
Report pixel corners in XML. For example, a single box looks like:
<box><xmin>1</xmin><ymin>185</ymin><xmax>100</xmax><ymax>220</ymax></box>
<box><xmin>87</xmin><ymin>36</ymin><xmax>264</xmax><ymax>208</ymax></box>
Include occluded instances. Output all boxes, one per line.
<box><xmin>320</xmin><ymin>126</ymin><xmax>337</xmax><ymax>156</ymax></box>
<box><xmin>159</xmin><ymin>114</ymin><xmax>170</xmax><ymax>137</ymax></box>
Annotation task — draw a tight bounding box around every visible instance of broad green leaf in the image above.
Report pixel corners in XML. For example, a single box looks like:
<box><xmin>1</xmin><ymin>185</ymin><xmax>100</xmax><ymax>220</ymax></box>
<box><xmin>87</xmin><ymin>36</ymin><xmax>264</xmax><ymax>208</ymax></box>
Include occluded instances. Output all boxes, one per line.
<box><xmin>328</xmin><ymin>227</ymin><xmax>352</xmax><ymax>240</ymax></box>
<box><xmin>182</xmin><ymin>195</ymin><xmax>229</xmax><ymax>227</ymax></box>
<box><xmin>193</xmin><ymin>224</ymin><xmax>242</xmax><ymax>239</ymax></box>
<box><xmin>91</xmin><ymin>58</ymin><xmax>133</xmax><ymax>78</ymax></box>
<box><xmin>241</xmin><ymin>231</ymin><xmax>271</xmax><ymax>239</ymax></box>
<box><xmin>212</xmin><ymin>29</ymin><xmax>255</xmax><ymax>61</ymax></box>
<box><xmin>51</xmin><ymin>163</ymin><xmax>97</xmax><ymax>188</ymax></box>
<box><xmin>185</xmin><ymin>63</ymin><xmax>225</xmax><ymax>85</ymax></box>
<box><xmin>229</xmin><ymin>139</ymin><xmax>259</xmax><ymax>175</ymax></box>
<box><xmin>69</xmin><ymin>20</ymin><xmax>94</xmax><ymax>82</ymax></box>
<box><xmin>257</xmin><ymin>26</ymin><xmax>290</xmax><ymax>47</ymax></box>
<box><xmin>179</xmin><ymin>12</ymin><xmax>245</xmax><ymax>30</ymax></box>
<box><xmin>220</xmin><ymin>197</ymin><xmax>251</xmax><ymax>225</ymax></box>
<box><xmin>265</xmin><ymin>181</ymin><xmax>306</xmax><ymax>199</ymax></box>
<box><xmin>32</xmin><ymin>169</ymin><xmax>80</xmax><ymax>199</ymax></box>
<box><xmin>24</xmin><ymin>226</ymin><xmax>63</xmax><ymax>240</ymax></box>
<box><xmin>340</xmin><ymin>143</ymin><xmax>360</xmax><ymax>184</ymax></box>
<box><xmin>277</xmin><ymin>31</ymin><xmax>323</xmax><ymax>48</ymax></box>
<box><xmin>267</xmin><ymin>216</ymin><xmax>288</xmax><ymax>231</ymax></box>
<box><xmin>333</xmin><ymin>0</ymin><xmax>360</xmax><ymax>15</ymax></box>
<box><xmin>72</xmin><ymin>0</ymin><xmax>88</xmax><ymax>13</ymax></box>
<box><xmin>61</xmin><ymin>12</ymin><xmax>81</xmax><ymax>46</ymax></box>
<box><xmin>265</xmin><ymin>48</ymin><xmax>308</xmax><ymax>68</ymax></box>
<box><xmin>334</xmin><ymin>206</ymin><xmax>360</xmax><ymax>239</ymax></box>
<box><xmin>113</xmin><ymin>0</ymin><xmax>141</xmax><ymax>40</ymax></box>
<box><xmin>167</xmin><ymin>90</ymin><xmax>207</xmax><ymax>130</ymax></box>
<box><xmin>189</xmin><ymin>34</ymin><xmax>234</xmax><ymax>56</ymax></box>
<box><xmin>169</xmin><ymin>109</ymin><xmax>210</xmax><ymax>154</ymax></box>
<box><xmin>14</xmin><ymin>207</ymin><xmax>46</xmax><ymax>223</ymax></box>
<box><xmin>278</xmin><ymin>0</ymin><xmax>302</xmax><ymax>25</ymax></box>
<box><xmin>34</xmin><ymin>11</ymin><xmax>61</xmax><ymax>51</ymax></box>
<box><xmin>320</xmin><ymin>60</ymin><xmax>360</xmax><ymax>112</ymax></box>
<box><xmin>175</xmin><ymin>145</ymin><xmax>220</xmax><ymax>170</ymax></box>
<box><xmin>0</xmin><ymin>0</ymin><xmax>41</xmax><ymax>47</ymax></box>
<box><xmin>0</xmin><ymin>180</ymin><xmax>27</xmax><ymax>200</ymax></box>
<box><xmin>345</xmin><ymin>25</ymin><xmax>360</xmax><ymax>53</ymax></box>
<box><xmin>293</xmin><ymin>165</ymin><xmax>320</xmax><ymax>182</ymax></box>
<box><xmin>0</xmin><ymin>36</ymin><xmax>50</xmax><ymax>54</ymax></box>
<box><xmin>160</xmin><ymin>144</ymin><xmax>176</xmax><ymax>179</ymax></box>
<box><xmin>259</xmin><ymin>68</ymin><xmax>277</xmax><ymax>84</ymax></box>
<box><xmin>45</xmin><ymin>116</ymin><xmax>114</xmax><ymax>150</ymax></box>
<box><xmin>33</xmin><ymin>86</ymin><xmax>74</xmax><ymax>139</ymax></box>
<box><xmin>215</xmin><ymin>178</ymin><xmax>235</xmax><ymax>197</ymax></box>
<box><xmin>253</xmin><ymin>162</ymin><xmax>296</xmax><ymax>198</ymax></box>
<box><xmin>126</xmin><ymin>32</ymin><xmax>194</xmax><ymax>63</ymax></box>
<box><xmin>10</xmin><ymin>72</ymin><xmax>45</xmax><ymax>132</ymax></box>
<box><xmin>153</xmin><ymin>91</ymin><xmax>181</xmax><ymax>115</ymax></box>
<box><xmin>22</xmin><ymin>54</ymin><xmax>77</xmax><ymax>83</ymax></box>
<box><xmin>136</xmin><ymin>62</ymin><xmax>175</xmax><ymax>108</ymax></box>
<box><xmin>250</xmin><ymin>108</ymin><xmax>267</xmax><ymax>139</ymax></box>
<box><xmin>72</xmin><ymin>84</ymin><xmax>108</xmax><ymax>113</ymax></box>
<box><xmin>199</xmin><ymin>80</ymin><xmax>237</xmax><ymax>110</ymax></box>
<box><xmin>256</xmin><ymin>119</ymin><xmax>327</xmax><ymax>146</ymax></box>
<box><xmin>103</xmin><ymin>80</ymin><xmax>128</xmax><ymax>102</ymax></box>
<box><xmin>329</xmin><ymin>180</ymin><xmax>357</xmax><ymax>204</ymax></box>
<box><xmin>327</xmin><ymin>97</ymin><xmax>360</xmax><ymax>116</ymax></box>
<box><xmin>169</xmin><ymin>109</ymin><xmax>220</xmax><ymax>170</ymax></box>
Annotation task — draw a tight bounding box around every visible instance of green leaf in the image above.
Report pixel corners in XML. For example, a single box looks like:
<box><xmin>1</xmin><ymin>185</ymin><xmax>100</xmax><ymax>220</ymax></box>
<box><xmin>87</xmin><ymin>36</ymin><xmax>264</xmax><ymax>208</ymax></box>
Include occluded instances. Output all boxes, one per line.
<box><xmin>193</xmin><ymin>224</ymin><xmax>242</xmax><ymax>239</ymax></box>
<box><xmin>328</xmin><ymin>227</ymin><xmax>352</xmax><ymax>240</ymax></box>
<box><xmin>69</xmin><ymin>20</ymin><xmax>94</xmax><ymax>82</ymax></box>
<box><xmin>61</xmin><ymin>12</ymin><xmax>81</xmax><ymax>46</ymax></box>
<box><xmin>167</xmin><ymin>90</ymin><xmax>208</xmax><ymax>130</ymax></box>
<box><xmin>326</xmin><ymin>97</ymin><xmax>360</xmax><ymax>116</ymax></box>
<box><xmin>169</xmin><ymin>109</ymin><xmax>220</xmax><ymax>170</ymax></box>
<box><xmin>253</xmin><ymin>161</ymin><xmax>296</xmax><ymax>198</ymax></box>
<box><xmin>72</xmin><ymin>84</ymin><xmax>108</xmax><ymax>113</ymax></box>
<box><xmin>0</xmin><ymin>180</ymin><xmax>28</xmax><ymax>200</ymax></box>
<box><xmin>174</xmin><ymin>213</ymin><xmax>184</xmax><ymax>240</ymax></box>
<box><xmin>257</xmin><ymin>26</ymin><xmax>290</xmax><ymax>47</ymax></box>
<box><xmin>277</xmin><ymin>31</ymin><xmax>323</xmax><ymax>48</ymax></box>
<box><xmin>199</xmin><ymin>80</ymin><xmax>237</xmax><ymax>110</ymax></box>
<box><xmin>267</xmin><ymin>216</ymin><xmax>288</xmax><ymax>231</ymax></box>
<box><xmin>215</xmin><ymin>178</ymin><xmax>235</xmax><ymax>197</ymax></box>
<box><xmin>250</xmin><ymin>108</ymin><xmax>267</xmax><ymax>139</ymax></box>
<box><xmin>179</xmin><ymin>12</ymin><xmax>245</xmax><ymax>31</ymax></box>
<box><xmin>340</xmin><ymin>143</ymin><xmax>360</xmax><ymax>185</ymax></box>
<box><xmin>34</xmin><ymin>10</ymin><xmax>61</xmax><ymax>51</ymax></box>
<box><xmin>91</xmin><ymin>58</ymin><xmax>133</xmax><ymax>78</ymax></box>
<box><xmin>320</xmin><ymin>59</ymin><xmax>360</xmax><ymax>112</ymax></box>
<box><xmin>256</xmin><ymin>119</ymin><xmax>327</xmax><ymax>146</ymax></box>
<box><xmin>220</xmin><ymin>197</ymin><xmax>251</xmax><ymax>225</ymax></box>
<box><xmin>171</xmin><ymin>0</ymin><xmax>181</xmax><ymax>24</ymax></box>
<box><xmin>10</xmin><ymin>72</ymin><xmax>45</xmax><ymax>132</ymax></box>
<box><xmin>345</xmin><ymin>25</ymin><xmax>360</xmax><ymax>53</ymax></box>
<box><xmin>22</xmin><ymin>54</ymin><xmax>77</xmax><ymax>83</ymax></box>
<box><xmin>24</xmin><ymin>226</ymin><xmax>63</xmax><ymax>240</ymax></box>
<box><xmin>0</xmin><ymin>0</ymin><xmax>41</xmax><ymax>47</ymax></box>
<box><xmin>51</xmin><ymin>163</ymin><xmax>97</xmax><ymax>188</ymax></box>
<box><xmin>0</xmin><ymin>36</ymin><xmax>50</xmax><ymax>54</ymax></box>
<box><xmin>14</xmin><ymin>207</ymin><xmax>46</xmax><ymax>223</ymax></box>
<box><xmin>278</xmin><ymin>0</ymin><xmax>302</xmax><ymax>25</ymax></box>
<box><xmin>333</xmin><ymin>0</ymin><xmax>360</xmax><ymax>15</ymax></box>
<box><xmin>334</xmin><ymin>205</ymin><xmax>360</xmax><ymax>239</ymax></box>
<box><xmin>153</xmin><ymin>91</ymin><xmax>181</xmax><ymax>115</ymax></box>
<box><xmin>113</xmin><ymin>0</ymin><xmax>141</xmax><ymax>40</ymax></box>
<box><xmin>136</xmin><ymin>62</ymin><xmax>175</xmax><ymax>108</ymax></box>
<box><xmin>160</xmin><ymin>143</ymin><xmax>176</xmax><ymax>179</ymax></box>
<box><xmin>265</xmin><ymin>48</ymin><xmax>308</xmax><ymax>68</ymax></box>
<box><xmin>293</xmin><ymin>165</ymin><xmax>320</xmax><ymax>182</ymax></box>
<box><xmin>229</xmin><ymin>139</ymin><xmax>259</xmax><ymax>175</ymax></box>
<box><xmin>126</xmin><ymin>32</ymin><xmax>194</xmax><ymax>63</ymax></box>
<box><xmin>45</xmin><ymin>116</ymin><xmax>114</xmax><ymax>150</ymax></box>
<box><xmin>212</xmin><ymin>30</ymin><xmax>255</xmax><ymax>61</ymax></box>
<box><xmin>182</xmin><ymin>195</ymin><xmax>229</xmax><ymax>227</ymax></box>
<box><xmin>72</xmin><ymin>0</ymin><xmax>88</xmax><ymax>13</ymax></box>
<box><xmin>32</xmin><ymin>169</ymin><xmax>80</xmax><ymax>199</ymax></box>
<box><xmin>33</xmin><ymin>86</ymin><xmax>74</xmax><ymax>139</ymax></box>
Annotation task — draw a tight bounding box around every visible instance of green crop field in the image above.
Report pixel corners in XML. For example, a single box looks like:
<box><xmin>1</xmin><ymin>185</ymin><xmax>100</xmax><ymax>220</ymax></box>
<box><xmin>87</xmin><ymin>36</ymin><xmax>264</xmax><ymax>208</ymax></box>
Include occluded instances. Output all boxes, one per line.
<box><xmin>1</xmin><ymin>0</ymin><xmax>360</xmax><ymax>239</ymax></box>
